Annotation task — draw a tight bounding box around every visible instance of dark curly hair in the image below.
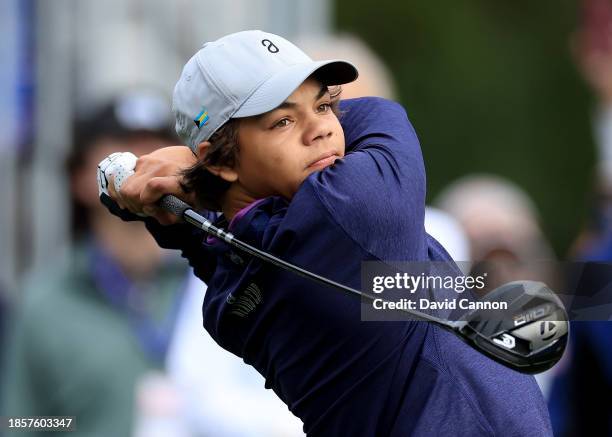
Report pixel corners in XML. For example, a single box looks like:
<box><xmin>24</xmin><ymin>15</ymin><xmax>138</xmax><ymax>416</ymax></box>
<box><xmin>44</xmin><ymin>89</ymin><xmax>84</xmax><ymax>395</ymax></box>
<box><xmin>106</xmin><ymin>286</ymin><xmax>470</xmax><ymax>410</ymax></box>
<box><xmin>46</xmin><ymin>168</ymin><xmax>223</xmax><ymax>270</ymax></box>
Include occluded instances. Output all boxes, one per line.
<box><xmin>181</xmin><ymin>84</ymin><xmax>343</xmax><ymax>211</ymax></box>
<box><xmin>180</xmin><ymin>119</ymin><xmax>242</xmax><ymax>211</ymax></box>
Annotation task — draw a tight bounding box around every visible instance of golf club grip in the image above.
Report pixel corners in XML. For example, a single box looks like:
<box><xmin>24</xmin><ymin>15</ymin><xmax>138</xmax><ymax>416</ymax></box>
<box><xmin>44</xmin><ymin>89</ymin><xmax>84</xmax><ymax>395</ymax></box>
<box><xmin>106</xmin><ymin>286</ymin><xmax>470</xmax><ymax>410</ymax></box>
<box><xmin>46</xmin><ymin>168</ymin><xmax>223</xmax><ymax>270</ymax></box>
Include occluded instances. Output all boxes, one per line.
<box><xmin>158</xmin><ymin>194</ymin><xmax>191</xmax><ymax>217</ymax></box>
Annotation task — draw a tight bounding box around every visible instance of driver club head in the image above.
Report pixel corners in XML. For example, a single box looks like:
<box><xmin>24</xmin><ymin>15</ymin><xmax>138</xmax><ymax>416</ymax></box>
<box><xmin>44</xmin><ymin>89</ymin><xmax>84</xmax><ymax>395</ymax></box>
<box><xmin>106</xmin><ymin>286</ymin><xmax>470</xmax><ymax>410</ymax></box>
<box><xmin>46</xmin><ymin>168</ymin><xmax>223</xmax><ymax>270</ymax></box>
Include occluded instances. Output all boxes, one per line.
<box><xmin>457</xmin><ymin>280</ymin><xmax>569</xmax><ymax>374</ymax></box>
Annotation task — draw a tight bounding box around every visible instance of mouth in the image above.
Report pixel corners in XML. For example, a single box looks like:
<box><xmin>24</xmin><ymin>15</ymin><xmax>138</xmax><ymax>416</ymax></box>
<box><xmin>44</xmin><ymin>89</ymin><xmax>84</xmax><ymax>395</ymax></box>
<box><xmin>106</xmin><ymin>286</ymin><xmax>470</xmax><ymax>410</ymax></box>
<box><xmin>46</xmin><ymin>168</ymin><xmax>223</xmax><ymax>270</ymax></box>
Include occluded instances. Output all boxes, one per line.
<box><xmin>306</xmin><ymin>151</ymin><xmax>340</xmax><ymax>170</ymax></box>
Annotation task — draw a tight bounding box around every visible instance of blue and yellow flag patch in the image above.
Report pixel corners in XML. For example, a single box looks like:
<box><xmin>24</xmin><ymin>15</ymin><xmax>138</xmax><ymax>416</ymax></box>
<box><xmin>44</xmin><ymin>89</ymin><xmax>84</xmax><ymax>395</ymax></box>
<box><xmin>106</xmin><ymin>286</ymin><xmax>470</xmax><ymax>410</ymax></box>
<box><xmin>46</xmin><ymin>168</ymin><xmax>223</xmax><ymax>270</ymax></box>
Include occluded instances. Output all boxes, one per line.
<box><xmin>194</xmin><ymin>108</ymin><xmax>210</xmax><ymax>128</ymax></box>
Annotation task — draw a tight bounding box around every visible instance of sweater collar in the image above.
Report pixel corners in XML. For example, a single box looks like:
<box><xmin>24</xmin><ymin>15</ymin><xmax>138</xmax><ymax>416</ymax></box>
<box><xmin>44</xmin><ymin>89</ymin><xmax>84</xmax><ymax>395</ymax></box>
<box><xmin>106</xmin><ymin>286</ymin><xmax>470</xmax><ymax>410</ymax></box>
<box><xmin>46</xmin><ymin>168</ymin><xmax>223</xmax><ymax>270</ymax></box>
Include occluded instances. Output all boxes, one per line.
<box><xmin>204</xmin><ymin>197</ymin><xmax>275</xmax><ymax>247</ymax></box>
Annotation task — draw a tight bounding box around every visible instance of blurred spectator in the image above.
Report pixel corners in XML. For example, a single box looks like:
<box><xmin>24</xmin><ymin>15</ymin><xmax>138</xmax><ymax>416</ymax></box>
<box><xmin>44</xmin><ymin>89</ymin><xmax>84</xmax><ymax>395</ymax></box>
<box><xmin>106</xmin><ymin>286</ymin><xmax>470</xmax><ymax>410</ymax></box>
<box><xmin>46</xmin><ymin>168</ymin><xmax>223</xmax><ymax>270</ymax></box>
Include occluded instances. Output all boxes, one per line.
<box><xmin>434</xmin><ymin>174</ymin><xmax>556</xmax><ymax>291</ymax></box>
<box><xmin>0</xmin><ymin>90</ymin><xmax>188</xmax><ymax>436</ymax></box>
<box><xmin>547</xmin><ymin>1</ymin><xmax>612</xmax><ymax>435</ymax></box>
<box><xmin>570</xmin><ymin>0</ymin><xmax>612</xmax><ymax>256</ymax></box>
<box><xmin>569</xmin><ymin>0</ymin><xmax>612</xmax><ymax>253</ymax></box>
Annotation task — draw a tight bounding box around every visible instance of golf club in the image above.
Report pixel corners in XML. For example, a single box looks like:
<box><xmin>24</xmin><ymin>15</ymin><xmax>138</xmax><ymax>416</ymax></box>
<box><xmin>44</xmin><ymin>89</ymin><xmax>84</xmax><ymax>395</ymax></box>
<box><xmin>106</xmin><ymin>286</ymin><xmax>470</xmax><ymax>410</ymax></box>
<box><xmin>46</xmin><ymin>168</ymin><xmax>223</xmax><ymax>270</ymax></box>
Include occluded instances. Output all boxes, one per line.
<box><xmin>154</xmin><ymin>194</ymin><xmax>568</xmax><ymax>374</ymax></box>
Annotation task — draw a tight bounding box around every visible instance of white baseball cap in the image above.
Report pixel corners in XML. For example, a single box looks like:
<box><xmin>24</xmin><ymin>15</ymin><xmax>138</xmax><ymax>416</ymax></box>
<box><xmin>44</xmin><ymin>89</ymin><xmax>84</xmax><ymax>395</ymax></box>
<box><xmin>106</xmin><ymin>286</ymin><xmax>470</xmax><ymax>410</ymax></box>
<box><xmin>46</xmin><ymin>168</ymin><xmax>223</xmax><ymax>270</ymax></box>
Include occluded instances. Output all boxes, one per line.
<box><xmin>172</xmin><ymin>30</ymin><xmax>359</xmax><ymax>152</ymax></box>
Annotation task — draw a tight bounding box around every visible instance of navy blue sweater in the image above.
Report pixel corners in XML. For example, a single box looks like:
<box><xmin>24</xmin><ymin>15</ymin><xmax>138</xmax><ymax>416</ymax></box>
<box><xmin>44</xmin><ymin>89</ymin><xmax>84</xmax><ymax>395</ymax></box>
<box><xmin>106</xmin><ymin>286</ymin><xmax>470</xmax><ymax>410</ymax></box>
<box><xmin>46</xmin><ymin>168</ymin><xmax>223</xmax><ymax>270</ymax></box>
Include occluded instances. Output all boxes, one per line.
<box><xmin>144</xmin><ymin>97</ymin><xmax>552</xmax><ymax>436</ymax></box>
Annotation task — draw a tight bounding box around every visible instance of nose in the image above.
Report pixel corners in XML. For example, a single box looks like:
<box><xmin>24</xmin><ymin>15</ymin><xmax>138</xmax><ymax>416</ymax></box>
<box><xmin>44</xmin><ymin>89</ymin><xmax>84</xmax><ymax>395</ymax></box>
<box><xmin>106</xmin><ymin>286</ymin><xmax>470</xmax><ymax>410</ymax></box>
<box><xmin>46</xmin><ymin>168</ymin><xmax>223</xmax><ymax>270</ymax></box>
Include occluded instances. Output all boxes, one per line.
<box><xmin>302</xmin><ymin>114</ymin><xmax>333</xmax><ymax>146</ymax></box>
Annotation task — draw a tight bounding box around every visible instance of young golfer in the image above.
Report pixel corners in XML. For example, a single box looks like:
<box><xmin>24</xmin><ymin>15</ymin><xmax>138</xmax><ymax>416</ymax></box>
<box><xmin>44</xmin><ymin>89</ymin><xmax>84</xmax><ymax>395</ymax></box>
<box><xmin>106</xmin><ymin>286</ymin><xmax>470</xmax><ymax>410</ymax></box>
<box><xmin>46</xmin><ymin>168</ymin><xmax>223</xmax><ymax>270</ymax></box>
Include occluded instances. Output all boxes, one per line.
<box><xmin>100</xmin><ymin>30</ymin><xmax>553</xmax><ymax>436</ymax></box>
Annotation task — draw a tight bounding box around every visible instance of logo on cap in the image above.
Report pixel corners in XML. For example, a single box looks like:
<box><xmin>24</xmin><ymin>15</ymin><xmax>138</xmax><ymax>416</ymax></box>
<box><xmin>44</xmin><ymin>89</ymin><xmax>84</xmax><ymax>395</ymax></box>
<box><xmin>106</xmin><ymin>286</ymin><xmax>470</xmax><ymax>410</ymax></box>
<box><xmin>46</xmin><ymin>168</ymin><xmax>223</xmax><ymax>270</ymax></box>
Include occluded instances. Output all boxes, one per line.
<box><xmin>194</xmin><ymin>108</ymin><xmax>210</xmax><ymax>128</ymax></box>
<box><xmin>261</xmin><ymin>39</ymin><xmax>279</xmax><ymax>53</ymax></box>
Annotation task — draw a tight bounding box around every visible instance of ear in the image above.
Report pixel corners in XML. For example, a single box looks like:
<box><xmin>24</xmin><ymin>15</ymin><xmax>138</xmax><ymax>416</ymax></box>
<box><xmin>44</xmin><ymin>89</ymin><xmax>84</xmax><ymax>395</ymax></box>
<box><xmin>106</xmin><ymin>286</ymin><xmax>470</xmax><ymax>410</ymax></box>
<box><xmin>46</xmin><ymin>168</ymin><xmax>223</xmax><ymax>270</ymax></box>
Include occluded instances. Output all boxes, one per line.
<box><xmin>196</xmin><ymin>141</ymin><xmax>239</xmax><ymax>183</ymax></box>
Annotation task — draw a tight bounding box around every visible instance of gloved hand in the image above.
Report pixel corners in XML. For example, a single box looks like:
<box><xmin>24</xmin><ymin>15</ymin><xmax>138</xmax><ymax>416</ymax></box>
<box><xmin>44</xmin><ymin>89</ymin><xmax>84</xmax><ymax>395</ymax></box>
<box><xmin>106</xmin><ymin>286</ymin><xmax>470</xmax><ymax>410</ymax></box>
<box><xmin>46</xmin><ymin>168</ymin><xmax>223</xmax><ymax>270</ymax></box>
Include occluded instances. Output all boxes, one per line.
<box><xmin>97</xmin><ymin>152</ymin><xmax>145</xmax><ymax>221</ymax></box>
<box><xmin>96</xmin><ymin>146</ymin><xmax>198</xmax><ymax>225</ymax></box>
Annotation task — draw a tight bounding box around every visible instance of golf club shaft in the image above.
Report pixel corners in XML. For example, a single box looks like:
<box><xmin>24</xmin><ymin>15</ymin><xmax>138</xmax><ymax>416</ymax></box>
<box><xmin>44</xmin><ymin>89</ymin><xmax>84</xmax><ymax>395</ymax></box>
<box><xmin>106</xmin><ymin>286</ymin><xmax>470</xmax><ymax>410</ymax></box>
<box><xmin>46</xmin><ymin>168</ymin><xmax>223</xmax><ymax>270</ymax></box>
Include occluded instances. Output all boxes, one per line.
<box><xmin>158</xmin><ymin>194</ymin><xmax>455</xmax><ymax>327</ymax></box>
<box><xmin>157</xmin><ymin>195</ymin><xmax>566</xmax><ymax>375</ymax></box>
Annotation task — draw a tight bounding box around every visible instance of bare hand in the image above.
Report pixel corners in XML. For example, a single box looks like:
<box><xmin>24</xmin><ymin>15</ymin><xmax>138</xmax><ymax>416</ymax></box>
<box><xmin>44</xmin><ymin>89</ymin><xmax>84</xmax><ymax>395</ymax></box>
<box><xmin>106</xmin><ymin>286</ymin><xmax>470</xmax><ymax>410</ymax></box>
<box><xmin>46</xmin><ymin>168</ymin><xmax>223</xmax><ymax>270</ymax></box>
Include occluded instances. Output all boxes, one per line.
<box><xmin>109</xmin><ymin>146</ymin><xmax>199</xmax><ymax>225</ymax></box>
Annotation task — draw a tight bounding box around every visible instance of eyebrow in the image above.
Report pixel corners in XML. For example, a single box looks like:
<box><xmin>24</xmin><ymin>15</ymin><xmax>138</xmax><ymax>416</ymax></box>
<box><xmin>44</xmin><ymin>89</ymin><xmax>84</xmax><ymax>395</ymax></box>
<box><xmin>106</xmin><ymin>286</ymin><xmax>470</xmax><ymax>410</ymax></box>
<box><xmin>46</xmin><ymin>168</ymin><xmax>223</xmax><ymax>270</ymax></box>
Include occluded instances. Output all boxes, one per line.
<box><xmin>274</xmin><ymin>84</ymin><xmax>329</xmax><ymax>110</ymax></box>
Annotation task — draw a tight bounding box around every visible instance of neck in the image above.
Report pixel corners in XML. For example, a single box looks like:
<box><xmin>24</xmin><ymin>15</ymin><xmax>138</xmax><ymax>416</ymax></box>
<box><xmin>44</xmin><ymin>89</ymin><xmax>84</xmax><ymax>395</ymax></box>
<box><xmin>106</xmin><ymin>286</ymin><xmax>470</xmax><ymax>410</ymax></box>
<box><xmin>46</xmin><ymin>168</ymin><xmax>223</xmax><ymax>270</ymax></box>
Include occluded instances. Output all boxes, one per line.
<box><xmin>220</xmin><ymin>183</ymin><xmax>259</xmax><ymax>221</ymax></box>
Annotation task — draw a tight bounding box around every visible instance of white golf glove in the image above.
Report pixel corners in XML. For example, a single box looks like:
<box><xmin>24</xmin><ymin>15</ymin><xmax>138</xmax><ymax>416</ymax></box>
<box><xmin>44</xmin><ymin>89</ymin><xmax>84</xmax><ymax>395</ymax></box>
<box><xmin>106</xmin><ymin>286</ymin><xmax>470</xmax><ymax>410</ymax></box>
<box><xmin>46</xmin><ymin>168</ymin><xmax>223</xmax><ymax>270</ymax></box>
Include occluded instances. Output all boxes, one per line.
<box><xmin>97</xmin><ymin>151</ymin><xmax>138</xmax><ymax>197</ymax></box>
<box><xmin>97</xmin><ymin>151</ymin><xmax>147</xmax><ymax>218</ymax></box>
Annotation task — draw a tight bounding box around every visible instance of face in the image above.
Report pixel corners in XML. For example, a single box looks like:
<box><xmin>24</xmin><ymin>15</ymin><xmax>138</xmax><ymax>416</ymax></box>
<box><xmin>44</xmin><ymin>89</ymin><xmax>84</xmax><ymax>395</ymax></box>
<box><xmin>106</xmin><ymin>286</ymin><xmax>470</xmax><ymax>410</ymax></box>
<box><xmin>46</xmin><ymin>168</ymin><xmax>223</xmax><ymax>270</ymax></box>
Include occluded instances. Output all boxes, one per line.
<box><xmin>229</xmin><ymin>78</ymin><xmax>345</xmax><ymax>199</ymax></box>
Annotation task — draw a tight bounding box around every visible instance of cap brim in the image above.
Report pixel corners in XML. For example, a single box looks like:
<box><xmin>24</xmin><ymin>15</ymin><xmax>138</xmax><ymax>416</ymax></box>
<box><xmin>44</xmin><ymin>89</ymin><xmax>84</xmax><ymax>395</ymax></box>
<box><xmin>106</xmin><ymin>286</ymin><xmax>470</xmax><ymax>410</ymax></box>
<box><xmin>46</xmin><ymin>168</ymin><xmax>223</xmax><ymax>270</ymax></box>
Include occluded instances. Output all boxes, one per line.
<box><xmin>233</xmin><ymin>60</ymin><xmax>358</xmax><ymax>118</ymax></box>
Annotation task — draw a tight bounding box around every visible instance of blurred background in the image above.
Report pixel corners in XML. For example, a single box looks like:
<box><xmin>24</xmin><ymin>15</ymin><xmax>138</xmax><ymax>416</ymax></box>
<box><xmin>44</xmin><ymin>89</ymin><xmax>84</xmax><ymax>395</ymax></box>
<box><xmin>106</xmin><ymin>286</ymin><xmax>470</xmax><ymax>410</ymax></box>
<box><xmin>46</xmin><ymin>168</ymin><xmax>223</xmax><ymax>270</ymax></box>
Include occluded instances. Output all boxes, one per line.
<box><xmin>0</xmin><ymin>0</ymin><xmax>609</xmax><ymax>436</ymax></box>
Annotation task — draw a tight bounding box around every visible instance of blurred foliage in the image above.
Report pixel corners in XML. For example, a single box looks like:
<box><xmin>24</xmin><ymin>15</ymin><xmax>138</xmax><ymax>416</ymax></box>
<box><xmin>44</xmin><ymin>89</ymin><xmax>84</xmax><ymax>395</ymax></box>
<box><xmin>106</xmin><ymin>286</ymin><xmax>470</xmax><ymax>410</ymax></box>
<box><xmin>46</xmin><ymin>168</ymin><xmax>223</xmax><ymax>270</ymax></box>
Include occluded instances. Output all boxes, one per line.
<box><xmin>335</xmin><ymin>0</ymin><xmax>595</xmax><ymax>257</ymax></box>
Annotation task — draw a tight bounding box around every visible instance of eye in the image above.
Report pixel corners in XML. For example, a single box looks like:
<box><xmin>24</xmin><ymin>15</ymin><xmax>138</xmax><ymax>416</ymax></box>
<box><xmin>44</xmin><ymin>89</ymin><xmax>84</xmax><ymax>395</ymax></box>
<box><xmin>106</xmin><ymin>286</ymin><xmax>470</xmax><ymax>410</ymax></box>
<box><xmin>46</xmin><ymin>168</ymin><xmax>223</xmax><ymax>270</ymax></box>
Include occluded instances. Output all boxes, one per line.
<box><xmin>272</xmin><ymin>118</ymin><xmax>292</xmax><ymax>129</ymax></box>
<box><xmin>317</xmin><ymin>102</ymin><xmax>332</xmax><ymax>113</ymax></box>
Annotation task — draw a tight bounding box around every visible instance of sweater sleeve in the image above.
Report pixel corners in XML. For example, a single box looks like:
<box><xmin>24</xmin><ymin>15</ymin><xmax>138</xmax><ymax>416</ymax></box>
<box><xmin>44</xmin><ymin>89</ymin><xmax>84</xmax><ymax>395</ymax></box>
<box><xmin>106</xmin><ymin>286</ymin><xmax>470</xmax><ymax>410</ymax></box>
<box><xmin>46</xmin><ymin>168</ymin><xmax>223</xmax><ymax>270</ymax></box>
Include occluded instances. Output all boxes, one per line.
<box><xmin>305</xmin><ymin>97</ymin><xmax>427</xmax><ymax>260</ymax></box>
